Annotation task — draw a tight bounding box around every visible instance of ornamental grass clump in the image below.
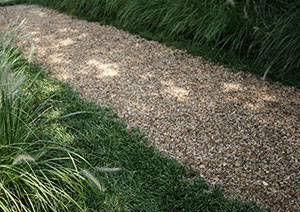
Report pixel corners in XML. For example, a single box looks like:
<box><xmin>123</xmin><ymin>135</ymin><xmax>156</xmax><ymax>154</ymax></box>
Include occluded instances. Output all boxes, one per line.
<box><xmin>0</xmin><ymin>21</ymin><xmax>105</xmax><ymax>212</ymax></box>
<box><xmin>15</xmin><ymin>0</ymin><xmax>299</xmax><ymax>86</ymax></box>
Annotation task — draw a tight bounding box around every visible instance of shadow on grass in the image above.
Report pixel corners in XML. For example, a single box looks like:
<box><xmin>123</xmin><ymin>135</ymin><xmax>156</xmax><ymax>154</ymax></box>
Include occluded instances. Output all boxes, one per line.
<box><xmin>25</xmin><ymin>63</ymin><xmax>265</xmax><ymax>211</ymax></box>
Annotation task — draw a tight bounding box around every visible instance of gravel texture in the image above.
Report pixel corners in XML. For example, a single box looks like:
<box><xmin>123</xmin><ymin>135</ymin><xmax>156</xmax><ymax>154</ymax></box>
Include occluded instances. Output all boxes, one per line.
<box><xmin>1</xmin><ymin>5</ymin><xmax>300</xmax><ymax>211</ymax></box>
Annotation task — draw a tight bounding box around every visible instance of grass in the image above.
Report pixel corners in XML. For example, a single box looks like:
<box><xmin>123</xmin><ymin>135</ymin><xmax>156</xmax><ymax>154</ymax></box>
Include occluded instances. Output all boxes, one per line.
<box><xmin>1</xmin><ymin>0</ymin><xmax>299</xmax><ymax>87</ymax></box>
<box><xmin>0</xmin><ymin>21</ymin><xmax>266</xmax><ymax>211</ymax></box>
<box><xmin>0</xmin><ymin>21</ymin><xmax>107</xmax><ymax>212</ymax></box>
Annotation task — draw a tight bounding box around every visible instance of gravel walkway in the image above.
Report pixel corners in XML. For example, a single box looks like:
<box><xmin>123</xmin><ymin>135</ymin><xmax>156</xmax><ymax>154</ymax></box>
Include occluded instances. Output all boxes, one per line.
<box><xmin>1</xmin><ymin>5</ymin><xmax>300</xmax><ymax>211</ymax></box>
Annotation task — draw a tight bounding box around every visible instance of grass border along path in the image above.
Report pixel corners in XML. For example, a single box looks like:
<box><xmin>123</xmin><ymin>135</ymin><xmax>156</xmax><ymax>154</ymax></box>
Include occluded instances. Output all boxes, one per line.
<box><xmin>32</xmin><ymin>66</ymin><xmax>265</xmax><ymax>211</ymax></box>
<box><xmin>1</xmin><ymin>0</ymin><xmax>300</xmax><ymax>88</ymax></box>
<box><xmin>25</xmin><ymin>48</ymin><xmax>265</xmax><ymax>211</ymax></box>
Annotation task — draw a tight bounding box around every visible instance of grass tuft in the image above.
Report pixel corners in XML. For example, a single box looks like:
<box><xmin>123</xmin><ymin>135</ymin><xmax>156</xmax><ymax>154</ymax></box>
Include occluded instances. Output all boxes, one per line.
<box><xmin>0</xmin><ymin>21</ymin><xmax>103</xmax><ymax>212</ymax></box>
<box><xmin>12</xmin><ymin>153</ymin><xmax>35</xmax><ymax>164</ymax></box>
<box><xmin>81</xmin><ymin>169</ymin><xmax>106</xmax><ymax>192</ymax></box>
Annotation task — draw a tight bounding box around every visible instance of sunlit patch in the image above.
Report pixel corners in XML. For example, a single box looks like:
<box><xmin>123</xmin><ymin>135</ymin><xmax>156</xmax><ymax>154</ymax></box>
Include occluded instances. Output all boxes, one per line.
<box><xmin>48</xmin><ymin>53</ymin><xmax>65</xmax><ymax>64</ymax></box>
<box><xmin>97</xmin><ymin>68</ymin><xmax>119</xmax><ymax>78</ymax></box>
<box><xmin>57</xmin><ymin>72</ymin><xmax>71</xmax><ymax>81</ymax></box>
<box><xmin>160</xmin><ymin>80</ymin><xmax>174</xmax><ymax>86</ymax></box>
<box><xmin>140</xmin><ymin>73</ymin><xmax>154</xmax><ymax>80</ymax></box>
<box><xmin>166</xmin><ymin>86</ymin><xmax>189</xmax><ymax>101</ymax></box>
<box><xmin>31</xmin><ymin>36</ymin><xmax>41</xmax><ymax>44</ymax></box>
<box><xmin>35</xmin><ymin>11</ymin><xmax>47</xmax><ymax>17</ymax></box>
<box><xmin>260</xmin><ymin>93</ymin><xmax>278</xmax><ymax>102</ymax></box>
<box><xmin>223</xmin><ymin>82</ymin><xmax>242</xmax><ymax>92</ymax></box>
<box><xmin>57</xmin><ymin>28</ymin><xmax>70</xmax><ymax>33</ymax></box>
<box><xmin>46</xmin><ymin>110</ymin><xmax>63</xmax><ymax>119</ymax></box>
<box><xmin>87</xmin><ymin>59</ymin><xmax>119</xmax><ymax>78</ymax></box>
<box><xmin>37</xmin><ymin>48</ymin><xmax>46</xmax><ymax>55</ymax></box>
<box><xmin>49</xmin><ymin>123</ymin><xmax>75</xmax><ymax>144</ymax></box>
<box><xmin>57</xmin><ymin>28</ymin><xmax>80</xmax><ymax>35</ymax></box>
<box><xmin>77</xmin><ymin>33</ymin><xmax>88</xmax><ymax>39</ymax></box>
<box><xmin>244</xmin><ymin>102</ymin><xmax>260</xmax><ymax>110</ymax></box>
<box><xmin>38</xmin><ymin>79</ymin><xmax>62</xmax><ymax>96</ymax></box>
<box><xmin>59</xmin><ymin>38</ymin><xmax>75</xmax><ymax>46</ymax></box>
<box><xmin>30</xmin><ymin>31</ymin><xmax>40</xmax><ymax>36</ymax></box>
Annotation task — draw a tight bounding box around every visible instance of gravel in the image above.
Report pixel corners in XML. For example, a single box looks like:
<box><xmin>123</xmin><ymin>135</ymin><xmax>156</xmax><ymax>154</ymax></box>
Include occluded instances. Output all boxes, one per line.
<box><xmin>1</xmin><ymin>5</ymin><xmax>300</xmax><ymax>211</ymax></box>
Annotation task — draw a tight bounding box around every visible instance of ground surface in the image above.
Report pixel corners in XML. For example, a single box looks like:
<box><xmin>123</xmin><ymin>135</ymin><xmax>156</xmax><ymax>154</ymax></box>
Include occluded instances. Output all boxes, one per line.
<box><xmin>0</xmin><ymin>4</ymin><xmax>299</xmax><ymax>211</ymax></box>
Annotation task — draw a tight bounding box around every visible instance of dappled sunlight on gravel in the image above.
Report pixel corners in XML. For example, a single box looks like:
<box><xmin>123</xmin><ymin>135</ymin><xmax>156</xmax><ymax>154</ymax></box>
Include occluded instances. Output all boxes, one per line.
<box><xmin>0</xmin><ymin>4</ymin><xmax>299</xmax><ymax>211</ymax></box>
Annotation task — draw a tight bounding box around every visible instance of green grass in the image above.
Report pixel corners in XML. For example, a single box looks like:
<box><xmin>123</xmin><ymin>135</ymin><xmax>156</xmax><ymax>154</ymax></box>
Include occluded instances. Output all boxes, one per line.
<box><xmin>0</xmin><ymin>21</ymin><xmax>108</xmax><ymax>212</ymax></box>
<box><xmin>1</xmin><ymin>0</ymin><xmax>299</xmax><ymax>87</ymax></box>
<box><xmin>0</xmin><ymin>21</ymin><xmax>266</xmax><ymax>211</ymax></box>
